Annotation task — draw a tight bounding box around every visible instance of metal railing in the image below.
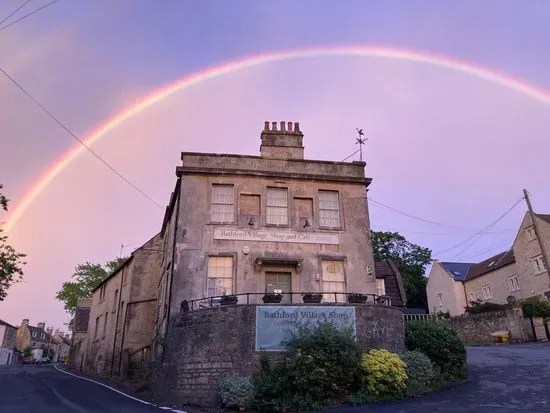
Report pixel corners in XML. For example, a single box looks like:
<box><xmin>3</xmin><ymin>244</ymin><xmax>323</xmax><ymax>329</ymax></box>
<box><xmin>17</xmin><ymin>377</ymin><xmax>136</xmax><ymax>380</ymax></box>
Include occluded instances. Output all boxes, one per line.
<box><xmin>180</xmin><ymin>292</ymin><xmax>392</xmax><ymax>313</ymax></box>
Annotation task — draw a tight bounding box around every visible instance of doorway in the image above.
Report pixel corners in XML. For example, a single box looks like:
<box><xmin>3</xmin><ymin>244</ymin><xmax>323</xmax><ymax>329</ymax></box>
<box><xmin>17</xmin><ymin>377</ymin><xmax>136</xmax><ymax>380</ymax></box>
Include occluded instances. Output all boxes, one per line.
<box><xmin>265</xmin><ymin>272</ymin><xmax>292</xmax><ymax>303</ymax></box>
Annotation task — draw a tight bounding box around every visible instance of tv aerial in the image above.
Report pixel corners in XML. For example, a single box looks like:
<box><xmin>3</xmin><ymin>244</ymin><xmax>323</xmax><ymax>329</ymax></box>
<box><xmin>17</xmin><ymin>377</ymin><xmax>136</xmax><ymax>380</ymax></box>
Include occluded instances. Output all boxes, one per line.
<box><xmin>356</xmin><ymin>128</ymin><xmax>367</xmax><ymax>162</ymax></box>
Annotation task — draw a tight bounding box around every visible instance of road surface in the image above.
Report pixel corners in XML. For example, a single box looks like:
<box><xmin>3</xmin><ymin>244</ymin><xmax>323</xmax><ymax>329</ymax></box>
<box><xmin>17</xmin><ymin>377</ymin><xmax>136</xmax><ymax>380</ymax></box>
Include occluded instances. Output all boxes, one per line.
<box><xmin>0</xmin><ymin>364</ymin><xmax>184</xmax><ymax>412</ymax></box>
<box><xmin>326</xmin><ymin>343</ymin><xmax>550</xmax><ymax>413</ymax></box>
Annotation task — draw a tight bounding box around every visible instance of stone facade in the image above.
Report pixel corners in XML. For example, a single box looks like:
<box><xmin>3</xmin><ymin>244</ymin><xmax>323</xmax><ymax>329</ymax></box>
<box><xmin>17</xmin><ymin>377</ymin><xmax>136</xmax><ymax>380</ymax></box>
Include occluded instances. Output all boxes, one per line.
<box><xmin>84</xmin><ymin>233</ymin><xmax>162</xmax><ymax>377</ymax></box>
<box><xmin>69</xmin><ymin>297</ymin><xmax>92</xmax><ymax>370</ymax></box>
<box><xmin>154</xmin><ymin>121</ymin><xmax>377</xmax><ymax>361</ymax></box>
<box><xmin>464</xmin><ymin>259</ymin><xmax>518</xmax><ymax>305</ymax></box>
<box><xmin>0</xmin><ymin>321</ymin><xmax>16</xmax><ymax>365</ymax></box>
<box><xmin>152</xmin><ymin>303</ymin><xmax>404</xmax><ymax>407</ymax></box>
<box><xmin>512</xmin><ymin>212</ymin><xmax>550</xmax><ymax>298</ymax></box>
<box><xmin>426</xmin><ymin>261</ymin><xmax>470</xmax><ymax>316</ymax></box>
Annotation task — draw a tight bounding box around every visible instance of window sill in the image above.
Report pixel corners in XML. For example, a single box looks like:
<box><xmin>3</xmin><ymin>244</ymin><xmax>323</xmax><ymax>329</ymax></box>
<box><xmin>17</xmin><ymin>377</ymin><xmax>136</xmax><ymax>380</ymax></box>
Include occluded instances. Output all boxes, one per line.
<box><xmin>265</xmin><ymin>223</ymin><xmax>291</xmax><ymax>228</ymax></box>
<box><xmin>319</xmin><ymin>226</ymin><xmax>343</xmax><ymax>232</ymax></box>
<box><xmin>208</xmin><ymin>221</ymin><xmax>236</xmax><ymax>226</ymax></box>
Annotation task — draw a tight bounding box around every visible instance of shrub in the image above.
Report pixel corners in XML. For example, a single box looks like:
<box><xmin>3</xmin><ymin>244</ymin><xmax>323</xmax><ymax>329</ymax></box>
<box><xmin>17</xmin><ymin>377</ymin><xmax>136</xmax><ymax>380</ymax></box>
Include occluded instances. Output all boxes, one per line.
<box><xmin>399</xmin><ymin>350</ymin><xmax>435</xmax><ymax>396</ymax></box>
<box><xmin>466</xmin><ymin>299</ymin><xmax>509</xmax><ymax>314</ymax></box>
<box><xmin>219</xmin><ymin>374</ymin><xmax>254</xmax><ymax>410</ymax></box>
<box><xmin>360</xmin><ymin>349</ymin><xmax>407</xmax><ymax>399</ymax></box>
<box><xmin>252</xmin><ymin>321</ymin><xmax>362</xmax><ymax>412</ymax></box>
<box><xmin>521</xmin><ymin>298</ymin><xmax>550</xmax><ymax>318</ymax></box>
<box><xmin>405</xmin><ymin>321</ymin><xmax>467</xmax><ymax>382</ymax></box>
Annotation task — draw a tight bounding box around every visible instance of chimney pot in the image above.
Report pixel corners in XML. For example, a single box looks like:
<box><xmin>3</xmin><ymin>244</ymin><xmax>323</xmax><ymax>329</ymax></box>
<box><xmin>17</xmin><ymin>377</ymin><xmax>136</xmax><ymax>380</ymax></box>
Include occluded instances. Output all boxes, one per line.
<box><xmin>271</xmin><ymin>121</ymin><xmax>277</xmax><ymax>131</ymax></box>
<box><xmin>280</xmin><ymin>121</ymin><xmax>286</xmax><ymax>132</ymax></box>
<box><xmin>22</xmin><ymin>319</ymin><xmax>29</xmax><ymax>325</ymax></box>
<box><xmin>37</xmin><ymin>322</ymin><xmax>45</xmax><ymax>330</ymax></box>
<box><xmin>264</xmin><ymin>121</ymin><xmax>269</xmax><ymax>131</ymax></box>
<box><xmin>287</xmin><ymin>121</ymin><xmax>293</xmax><ymax>132</ymax></box>
<box><xmin>294</xmin><ymin>122</ymin><xmax>300</xmax><ymax>132</ymax></box>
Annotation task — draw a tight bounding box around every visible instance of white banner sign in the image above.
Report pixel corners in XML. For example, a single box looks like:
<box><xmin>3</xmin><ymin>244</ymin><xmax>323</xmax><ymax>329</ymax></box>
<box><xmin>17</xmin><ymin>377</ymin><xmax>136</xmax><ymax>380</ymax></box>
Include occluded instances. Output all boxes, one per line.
<box><xmin>214</xmin><ymin>228</ymin><xmax>339</xmax><ymax>245</ymax></box>
<box><xmin>255</xmin><ymin>306</ymin><xmax>356</xmax><ymax>351</ymax></box>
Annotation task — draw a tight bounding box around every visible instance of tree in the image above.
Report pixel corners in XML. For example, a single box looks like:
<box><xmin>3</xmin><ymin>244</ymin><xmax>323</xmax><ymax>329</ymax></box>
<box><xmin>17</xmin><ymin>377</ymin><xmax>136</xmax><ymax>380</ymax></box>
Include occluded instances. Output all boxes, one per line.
<box><xmin>55</xmin><ymin>257</ymin><xmax>127</xmax><ymax>315</ymax></box>
<box><xmin>0</xmin><ymin>184</ymin><xmax>26</xmax><ymax>301</ymax></box>
<box><xmin>371</xmin><ymin>231</ymin><xmax>432</xmax><ymax>309</ymax></box>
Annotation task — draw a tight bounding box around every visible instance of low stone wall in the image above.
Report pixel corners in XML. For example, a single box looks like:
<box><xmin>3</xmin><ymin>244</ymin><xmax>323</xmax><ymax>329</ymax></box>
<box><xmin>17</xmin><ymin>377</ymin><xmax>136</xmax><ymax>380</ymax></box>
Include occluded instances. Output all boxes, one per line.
<box><xmin>446</xmin><ymin>307</ymin><xmax>527</xmax><ymax>344</ymax></box>
<box><xmin>151</xmin><ymin>303</ymin><xmax>404</xmax><ymax>407</ymax></box>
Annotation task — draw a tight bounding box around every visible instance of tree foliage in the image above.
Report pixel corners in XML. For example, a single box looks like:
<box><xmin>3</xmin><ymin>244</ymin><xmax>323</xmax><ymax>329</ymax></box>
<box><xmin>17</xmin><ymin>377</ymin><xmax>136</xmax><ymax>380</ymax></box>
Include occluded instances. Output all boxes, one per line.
<box><xmin>0</xmin><ymin>184</ymin><xmax>26</xmax><ymax>301</ymax></box>
<box><xmin>371</xmin><ymin>231</ymin><xmax>432</xmax><ymax>309</ymax></box>
<box><xmin>55</xmin><ymin>257</ymin><xmax>127</xmax><ymax>315</ymax></box>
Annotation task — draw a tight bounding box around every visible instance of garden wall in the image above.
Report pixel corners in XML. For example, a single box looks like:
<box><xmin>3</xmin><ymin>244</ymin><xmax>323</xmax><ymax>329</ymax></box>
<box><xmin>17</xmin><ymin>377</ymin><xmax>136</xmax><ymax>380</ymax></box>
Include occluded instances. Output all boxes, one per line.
<box><xmin>151</xmin><ymin>303</ymin><xmax>404</xmax><ymax>407</ymax></box>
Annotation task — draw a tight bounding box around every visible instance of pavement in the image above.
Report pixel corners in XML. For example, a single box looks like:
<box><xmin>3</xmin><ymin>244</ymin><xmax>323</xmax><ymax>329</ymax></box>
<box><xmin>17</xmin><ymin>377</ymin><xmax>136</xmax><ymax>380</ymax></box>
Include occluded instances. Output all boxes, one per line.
<box><xmin>0</xmin><ymin>364</ymin><xmax>186</xmax><ymax>412</ymax></box>
<box><xmin>1</xmin><ymin>344</ymin><xmax>549</xmax><ymax>412</ymax></box>
<box><xmin>326</xmin><ymin>343</ymin><xmax>550</xmax><ymax>413</ymax></box>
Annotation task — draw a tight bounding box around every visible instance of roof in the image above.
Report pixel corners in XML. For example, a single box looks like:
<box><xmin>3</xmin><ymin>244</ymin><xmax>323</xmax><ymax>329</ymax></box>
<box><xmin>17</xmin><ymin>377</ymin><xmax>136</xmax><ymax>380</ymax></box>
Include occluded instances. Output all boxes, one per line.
<box><xmin>27</xmin><ymin>326</ymin><xmax>52</xmax><ymax>344</ymax></box>
<box><xmin>536</xmin><ymin>214</ymin><xmax>550</xmax><ymax>225</ymax></box>
<box><xmin>465</xmin><ymin>248</ymin><xmax>515</xmax><ymax>281</ymax></box>
<box><xmin>374</xmin><ymin>260</ymin><xmax>407</xmax><ymax>307</ymax></box>
<box><xmin>439</xmin><ymin>262</ymin><xmax>476</xmax><ymax>281</ymax></box>
<box><xmin>0</xmin><ymin>319</ymin><xmax>16</xmax><ymax>329</ymax></box>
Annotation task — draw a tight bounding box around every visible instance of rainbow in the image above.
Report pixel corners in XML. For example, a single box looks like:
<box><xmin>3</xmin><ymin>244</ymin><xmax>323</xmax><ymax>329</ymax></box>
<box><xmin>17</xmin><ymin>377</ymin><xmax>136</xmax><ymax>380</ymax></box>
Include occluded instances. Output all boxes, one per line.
<box><xmin>3</xmin><ymin>45</ymin><xmax>550</xmax><ymax>233</ymax></box>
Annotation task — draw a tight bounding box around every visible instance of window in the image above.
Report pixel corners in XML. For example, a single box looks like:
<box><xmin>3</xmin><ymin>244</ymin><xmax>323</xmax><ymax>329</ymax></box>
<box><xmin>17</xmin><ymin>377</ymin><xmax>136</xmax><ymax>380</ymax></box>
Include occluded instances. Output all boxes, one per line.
<box><xmin>99</xmin><ymin>285</ymin><xmax>106</xmax><ymax>301</ymax></box>
<box><xmin>532</xmin><ymin>256</ymin><xmax>547</xmax><ymax>274</ymax></box>
<box><xmin>437</xmin><ymin>293</ymin><xmax>443</xmax><ymax>307</ymax></box>
<box><xmin>266</xmin><ymin>187</ymin><xmax>288</xmax><ymax>225</ymax></box>
<box><xmin>94</xmin><ymin>316</ymin><xmax>100</xmax><ymax>338</ymax></box>
<box><xmin>508</xmin><ymin>276</ymin><xmax>520</xmax><ymax>292</ymax></box>
<box><xmin>468</xmin><ymin>292</ymin><xmax>475</xmax><ymax>302</ymax></box>
<box><xmin>482</xmin><ymin>285</ymin><xmax>493</xmax><ymax>300</ymax></box>
<box><xmin>211</xmin><ymin>184</ymin><xmax>234</xmax><ymax>223</ymax></box>
<box><xmin>113</xmin><ymin>289</ymin><xmax>119</xmax><ymax>312</ymax></box>
<box><xmin>322</xmin><ymin>261</ymin><xmax>345</xmax><ymax>302</ymax></box>
<box><xmin>103</xmin><ymin>312</ymin><xmax>108</xmax><ymax>336</ymax></box>
<box><xmin>376</xmin><ymin>279</ymin><xmax>386</xmax><ymax>296</ymax></box>
<box><xmin>319</xmin><ymin>190</ymin><xmax>340</xmax><ymax>228</ymax></box>
<box><xmin>525</xmin><ymin>226</ymin><xmax>537</xmax><ymax>241</ymax></box>
<box><xmin>207</xmin><ymin>256</ymin><xmax>233</xmax><ymax>296</ymax></box>
<box><xmin>32</xmin><ymin>332</ymin><xmax>36</xmax><ymax>338</ymax></box>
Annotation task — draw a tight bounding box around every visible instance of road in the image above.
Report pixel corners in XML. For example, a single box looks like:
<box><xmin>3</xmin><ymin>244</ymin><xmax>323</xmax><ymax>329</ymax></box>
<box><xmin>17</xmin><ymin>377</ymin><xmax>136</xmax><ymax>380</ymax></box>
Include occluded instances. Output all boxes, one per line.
<box><xmin>326</xmin><ymin>343</ymin><xmax>550</xmax><ymax>413</ymax></box>
<box><xmin>0</xmin><ymin>364</ymin><xmax>184</xmax><ymax>412</ymax></box>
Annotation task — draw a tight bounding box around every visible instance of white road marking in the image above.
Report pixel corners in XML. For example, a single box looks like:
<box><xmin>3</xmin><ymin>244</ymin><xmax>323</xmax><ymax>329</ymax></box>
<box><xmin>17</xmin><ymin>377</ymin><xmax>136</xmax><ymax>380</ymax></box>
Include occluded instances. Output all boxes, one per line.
<box><xmin>53</xmin><ymin>365</ymin><xmax>186</xmax><ymax>412</ymax></box>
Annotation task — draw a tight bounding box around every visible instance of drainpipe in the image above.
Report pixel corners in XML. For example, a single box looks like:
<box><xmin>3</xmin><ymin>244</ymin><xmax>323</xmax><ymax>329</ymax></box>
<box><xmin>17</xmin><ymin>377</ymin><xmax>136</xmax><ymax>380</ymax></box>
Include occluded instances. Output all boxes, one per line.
<box><xmin>162</xmin><ymin>177</ymin><xmax>182</xmax><ymax>364</ymax></box>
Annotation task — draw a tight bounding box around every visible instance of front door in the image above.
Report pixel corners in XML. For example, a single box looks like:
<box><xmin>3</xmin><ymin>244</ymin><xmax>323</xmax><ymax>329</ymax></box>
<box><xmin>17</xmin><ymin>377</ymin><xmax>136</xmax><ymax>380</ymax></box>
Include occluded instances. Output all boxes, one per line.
<box><xmin>265</xmin><ymin>272</ymin><xmax>292</xmax><ymax>303</ymax></box>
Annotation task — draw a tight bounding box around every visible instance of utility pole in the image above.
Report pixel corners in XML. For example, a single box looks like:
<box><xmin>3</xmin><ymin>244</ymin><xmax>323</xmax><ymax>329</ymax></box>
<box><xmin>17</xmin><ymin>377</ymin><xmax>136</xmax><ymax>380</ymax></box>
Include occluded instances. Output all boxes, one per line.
<box><xmin>523</xmin><ymin>189</ymin><xmax>550</xmax><ymax>288</ymax></box>
<box><xmin>356</xmin><ymin>128</ymin><xmax>367</xmax><ymax>162</ymax></box>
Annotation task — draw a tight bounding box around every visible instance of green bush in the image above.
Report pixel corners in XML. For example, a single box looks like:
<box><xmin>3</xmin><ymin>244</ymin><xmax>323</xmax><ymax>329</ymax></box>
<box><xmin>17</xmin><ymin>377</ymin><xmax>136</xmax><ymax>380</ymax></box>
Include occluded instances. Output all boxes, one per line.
<box><xmin>466</xmin><ymin>299</ymin><xmax>509</xmax><ymax>314</ymax></box>
<box><xmin>399</xmin><ymin>350</ymin><xmax>435</xmax><ymax>396</ymax></box>
<box><xmin>521</xmin><ymin>298</ymin><xmax>550</xmax><ymax>318</ymax></box>
<box><xmin>219</xmin><ymin>374</ymin><xmax>254</xmax><ymax>410</ymax></box>
<box><xmin>360</xmin><ymin>349</ymin><xmax>407</xmax><ymax>399</ymax></box>
<box><xmin>252</xmin><ymin>321</ymin><xmax>362</xmax><ymax>412</ymax></box>
<box><xmin>405</xmin><ymin>321</ymin><xmax>467</xmax><ymax>382</ymax></box>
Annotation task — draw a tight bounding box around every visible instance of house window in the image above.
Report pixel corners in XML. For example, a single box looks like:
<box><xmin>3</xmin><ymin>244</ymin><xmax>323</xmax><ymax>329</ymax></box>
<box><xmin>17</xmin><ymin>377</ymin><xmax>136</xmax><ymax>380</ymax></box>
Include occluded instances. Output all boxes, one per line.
<box><xmin>525</xmin><ymin>226</ymin><xmax>536</xmax><ymax>241</ymax></box>
<box><xmin>437</xmin><ymin>293</ymin><xmax>443</xmax><ymax>307</ymax></box>
<box><xmin>103</xmin><ymin>312</ymin><xmax>108</xmax><ymax>336</ymax></box>
<box><xmin>99</xmin><ymin>285</ymin><xmax>106</xmax><ymax>301</ymax></box>
<box><xmin>94</xmin><ymin>316</ymin><xmax>100</xmax><ymax>338</ymax></box>
<box><xmin>319</xmin><ymin>190</ymin><xmax>340</xmax><ymax>228</ymax></box>
<box><xmin>321</xmin><ymin>261</ymin><xmax>345</xmax><ymax>302</ymax></box>
<box><xmin>211</xmin><ymin>184</ymin><xmax>234</xmax><ymax>223</ymax></box>
<box><xmin>266</xmin><ymin>187</ymin><xmax>288</xmax><ymax>225</ymax></box>
<box><xmin>32</xmin><ymin>332</ymin><xmax>36</xmax><ymax>338</ymax></box>
<box><xmin>508</xmin><ymin>276</ymin><xmax>520</xmax><ymax>292</ymax></box>
<box><xmin>207</xmin><ymin>256</ymin><xmax>233</xmax><ymax>297</ymax></box>
<box><xmin>532</xmin><ymin>255</ymin><xmax>547</xmax><ymax>274</ymax></box>
<box><xmin>376</xmin><ymin>279</ymin><xmax>386</xmax><ymax>296</ymax></box>
<box><xmin>468</xmin><ymin>292</ymin><xmax>475</xmax><ymax>302</ymax></box>
<box><xmin>113</xmin><ymin>289</ymin><xmax>119</xmax><ymax>312</ymax></box>
<box><xmin>482</xmin><ymin>285</ymin><xmax>493</xmax><ymax>300</ymax></box>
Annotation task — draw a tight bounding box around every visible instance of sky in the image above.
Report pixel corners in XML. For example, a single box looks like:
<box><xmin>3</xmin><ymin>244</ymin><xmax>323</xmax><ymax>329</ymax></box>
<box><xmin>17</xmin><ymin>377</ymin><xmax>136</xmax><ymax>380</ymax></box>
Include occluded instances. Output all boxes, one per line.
<box><xmin>0</xmin><ymin>0</ymin><xmax>549</xmax><ymax>329</ymax></box>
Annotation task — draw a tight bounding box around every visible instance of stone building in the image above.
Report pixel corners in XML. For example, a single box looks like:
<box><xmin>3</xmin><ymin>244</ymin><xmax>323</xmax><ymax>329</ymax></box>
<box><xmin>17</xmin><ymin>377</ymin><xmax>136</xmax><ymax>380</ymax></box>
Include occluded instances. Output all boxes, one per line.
<box><xmin>153</xmin><ymin>120</ymin><xmax>377</xmax><ymax>360</ymax></box>
<box><xmin>426</xmin><ymin>261</ymin><xmax>474</xmax><ymax>316</ymax></box>
<box><xmin>84</xmin><ymin>232</ymin><xmax>162</xmax><ymax>377</ymax></box>
<box><xmin>69</xmin><ymin>297</ymin><xmax>92</xmax><ymax>370</ymax></box>
<box><xmin>0</xmin><ymin>319</ymin><xmax>17</xmax><ymax>365</ymax></box>
<box><xmin>15</xmin><ymin>320</ymin><xmax>55</xmax><ymax>353</ymax></box>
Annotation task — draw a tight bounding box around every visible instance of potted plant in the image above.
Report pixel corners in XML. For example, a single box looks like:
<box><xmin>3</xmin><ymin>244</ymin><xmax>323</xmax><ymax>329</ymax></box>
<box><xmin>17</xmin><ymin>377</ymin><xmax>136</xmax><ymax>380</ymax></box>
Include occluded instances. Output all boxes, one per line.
<box><xmin>302</xmin><ymin>292</ymin><xmax>322</xmax><ymax>304</ymax></box>
<box><xmin>347</xmin><ymin>293</ymin><xmax>367</xmax><ymax>304</ymax></box>
<box><xmin>220</xmin><ymin>292</ymin><xmax>238</xmax><ymax>306</ymax></box>
<box><xmin>262</xmin><ymin>289</ymin><xmax>283</xmax><ymax>303</ymax></box>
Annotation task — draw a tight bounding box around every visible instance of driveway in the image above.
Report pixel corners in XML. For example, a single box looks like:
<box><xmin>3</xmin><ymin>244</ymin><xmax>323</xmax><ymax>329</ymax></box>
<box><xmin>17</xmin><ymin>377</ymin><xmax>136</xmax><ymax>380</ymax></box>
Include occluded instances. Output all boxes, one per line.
<box><xmin>326</xmin><ymin>343</ymin><xmax>550</xmax><ymax>413</ymax></box>
<box><xmin>0</xmin><ymin>364</ymin><xmax>185</xmax><ymax>412</ymax></box>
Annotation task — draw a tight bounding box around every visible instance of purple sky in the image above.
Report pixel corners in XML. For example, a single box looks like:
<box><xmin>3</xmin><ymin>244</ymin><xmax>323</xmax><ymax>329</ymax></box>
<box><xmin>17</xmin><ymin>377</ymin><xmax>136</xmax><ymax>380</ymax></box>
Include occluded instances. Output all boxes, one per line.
<box><xmin>0</xmin><ymin>0</ymin><xmax>549</xmax><ymax>329</ymax></box>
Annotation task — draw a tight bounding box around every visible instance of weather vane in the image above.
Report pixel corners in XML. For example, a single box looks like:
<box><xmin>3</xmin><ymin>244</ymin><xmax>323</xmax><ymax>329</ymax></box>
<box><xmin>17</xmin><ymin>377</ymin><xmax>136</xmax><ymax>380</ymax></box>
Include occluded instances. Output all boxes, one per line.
<box><xmin>356</xmin><ymin>128</ymin><xmax>367</xmax><ymax>162</ymax></box>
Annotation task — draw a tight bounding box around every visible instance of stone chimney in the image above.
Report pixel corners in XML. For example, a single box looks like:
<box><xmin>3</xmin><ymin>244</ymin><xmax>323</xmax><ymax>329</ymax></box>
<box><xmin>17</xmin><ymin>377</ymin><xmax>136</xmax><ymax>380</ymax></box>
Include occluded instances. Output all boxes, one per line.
<box><xmin>54</xmin><ymin>329</ymin><xmax>60</xmax><ymax>337</ymax></box>
<box><xmin>37</xmin><ymin>322</ymin><xmax>45</xmax><ymax>330</ymax></box>
<box><xmin>260</xmin><ymin>121</ymin><xmax>304</xmax><ymax>160</ymax></box>
<box><xmin>21</xmin><ymin>319</ymin><xmax>29</xmax><ymax>326</ymax></box>
<box><xmin>64</xmin><ymin>333</ymin><xmax>71</xmax><ymax>341</ymax></box>
<box><xmin>46</xmin><ymin>327</ymin><xmax>53</xmax><ymax>336</ymax></box>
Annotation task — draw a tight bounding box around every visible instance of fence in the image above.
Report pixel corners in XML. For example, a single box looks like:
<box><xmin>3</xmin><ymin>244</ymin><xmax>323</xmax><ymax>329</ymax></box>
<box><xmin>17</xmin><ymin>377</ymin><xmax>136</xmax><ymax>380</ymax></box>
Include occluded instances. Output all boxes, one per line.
<box><xmin>404</xmin><ymin>314</ymin><xmax>445</xmax><ymax>322</ymax></box>
<box><xmin>180</xmin><ymin>291</ymin><xmax>392</xmax><ymax>313</ymax></box>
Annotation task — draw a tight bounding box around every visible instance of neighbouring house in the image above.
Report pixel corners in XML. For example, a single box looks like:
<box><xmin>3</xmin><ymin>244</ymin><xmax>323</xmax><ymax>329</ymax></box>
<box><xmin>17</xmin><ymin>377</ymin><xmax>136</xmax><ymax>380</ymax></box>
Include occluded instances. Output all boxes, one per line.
<box><xmin>426</xmin><ymin>261</ymin><xmax>475</xmax><ymax>316</ymax></box>
<box><xmin>69</xmin><ymin>297</ymin><xmax>92</xmax><ymax>371</ymax></box>
<box><xmin>83</xmin><ymin>232</ymin><xmax>163</xmax><ymax>377</ymax></box>
<box><xmin>15</xmin><ymin>320</ymin><xmax>55</xmax><ymax>354</ymax></box>
<box><xmin>374</xmin><ymin>260</ymin><xmax>407</xmax><ymax>307</ymax></box>
<box><xmin>153</xmin><ymin>120</ymin><xmax>377</xmax><ymax>362</ymax></box>
<box><xmin>51</xmin><ymin>330</ymin><xmax>72</xmax><ymax>363</ymax></box>
<box><xmin>464</xmin><ymin>249</ymin><xmax>517</xmax><ymax>305</ymax></box>
<box><xmin>0</xmin><ymin>319</ymin><xmax>17</xmax><ymax>365</ymax></box>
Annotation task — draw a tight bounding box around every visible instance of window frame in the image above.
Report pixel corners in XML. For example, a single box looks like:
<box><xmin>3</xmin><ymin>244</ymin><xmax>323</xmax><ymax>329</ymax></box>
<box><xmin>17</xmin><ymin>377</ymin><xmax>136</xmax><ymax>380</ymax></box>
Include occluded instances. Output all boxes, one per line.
<box><xmin>436</xmin><ymin>292</ymin><xmax>443</xmax><ymax>307</ymax></box>
<box><xmin>210</xmin><ymin>183</ymin><xmax>235</xmax><ymax>224</ymax></box>
<box><xmin>482</xmin><ymin>285</ymin><xmax>493</xmax><ymax>300</ymax></box>
<box><xmin>507</xmin><ymin>276</ymin><xmax>520</xmax><ymax>292</ymax></box>
<box><xmin>525</xmin><ymin>226</ymin><xmax>537</xmax><ymax>241</ymax></box>
<box><xmin>532</xmin><ymin>255</ymin><xmax>547</xmax><ymax>274</ymax></box>
<box><xmin>318</xmin><ymin>190</ymin><xmax>342</xmax><ymax>229</ymax></box>
<box><xmin>320</xmin><ymin>260</ymin><xmax>346</xmax><ymax>302</ymax></box>
<box><xmin>265</xmin><ymin>186</ymin><xmax>289</xmax><ymax>226</ymax></box>
<box><xmin>206</xmin><ymin>255</ymin><xmax>235</xmax><ymax>297</ymax></box>
<box><xmin>376</xmin><ymin>278</ymin><xmax>386</xmax><ymax>297</ymax></box>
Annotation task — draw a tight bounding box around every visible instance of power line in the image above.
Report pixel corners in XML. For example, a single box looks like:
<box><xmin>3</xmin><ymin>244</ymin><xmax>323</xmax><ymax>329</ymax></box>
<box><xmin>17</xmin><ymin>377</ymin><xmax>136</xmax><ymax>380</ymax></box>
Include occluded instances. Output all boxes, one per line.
<box><xmin>433</xmin><ymin>196</ymin><xmax>524</xmax><ymax>258</ymax></box>
<box><xmin>0</xmin><ymin>0</ymin><xmax>33</xmax><ymax>27</ymax></box>
<box><xmin>457</xmin><ymin>240</ymin><xmax>511</xmax><ymax>261</ymax></box>
<box><xmin>341</xmin><ymin>149</ymin><xmax>360</xmax><ymax>162</ymax></box>
<box><xmin>0</xmin><ymin>0</ymin><xmax>59</xmax><ymax>32</ymax></box>
<box><xmin>0</xmin><ymin>66</ymin><xmax>164</xmax><ymax>209</ymax></box>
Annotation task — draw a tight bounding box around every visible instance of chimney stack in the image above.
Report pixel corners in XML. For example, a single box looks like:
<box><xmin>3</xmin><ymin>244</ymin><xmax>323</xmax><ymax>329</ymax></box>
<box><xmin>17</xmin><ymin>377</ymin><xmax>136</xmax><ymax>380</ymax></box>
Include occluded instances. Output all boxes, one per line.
<box><xmin>37</xmin><ymin>322</ymin><xmax>45</xmax><ymax>330</ymax></box>
<box><xmin>22</xmin><ymin>319</ymin><xmax>29</xmax><ymax>326</ymax></box>
<box><xmin>260</xmin><ymin>120</ymin><xmax>304</xmax><ymax>160</ymax></box>
<box><xmin>46</xmin><ymin>327</ymin><xmax>53</xmax><ymax>335</ymax></box>
<box><xmin>64</xmin><ymin>333</ymin><xmax>71</xmax><ymax>340</ymax></box>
